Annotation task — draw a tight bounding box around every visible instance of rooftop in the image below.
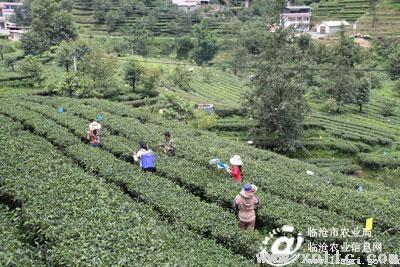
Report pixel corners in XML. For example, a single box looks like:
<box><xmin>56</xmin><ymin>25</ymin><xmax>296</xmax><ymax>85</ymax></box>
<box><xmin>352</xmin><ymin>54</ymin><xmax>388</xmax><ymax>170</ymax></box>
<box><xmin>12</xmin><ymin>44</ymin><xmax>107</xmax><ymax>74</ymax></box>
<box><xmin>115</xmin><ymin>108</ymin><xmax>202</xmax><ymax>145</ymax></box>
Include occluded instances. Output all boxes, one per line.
<box><xmin>172</xmin><ymin>0</ymin><xmax>208</xmax><ymax>6</ymax></box>
<box><xmin>320</xmin><ymin>20</ymin><xmax>351</xmax><ymax>27</ymax></box>
<box><xmin>284</xmin><ymin>6</ymin><xmax>312</xmax><ymax>10</ymax></box>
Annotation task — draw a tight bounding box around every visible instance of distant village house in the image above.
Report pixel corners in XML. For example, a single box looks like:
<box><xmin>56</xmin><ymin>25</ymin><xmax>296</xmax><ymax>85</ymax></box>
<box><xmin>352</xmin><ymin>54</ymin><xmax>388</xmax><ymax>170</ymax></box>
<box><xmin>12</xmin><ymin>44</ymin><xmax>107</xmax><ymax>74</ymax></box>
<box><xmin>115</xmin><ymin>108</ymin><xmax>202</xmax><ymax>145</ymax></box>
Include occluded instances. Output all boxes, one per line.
<box><xmin>172</xmin><ymin>0</ymin><xmax>209</xmax><ymax>11</ymax></box>
<box><xmin>316</xmin><ymin>20</ymin><xmax>351</xmax><ymax>35</ymax></box>
<box><xmin>0</xmin><ymin>1</ymin><xmax>29</xmax><ymax>41</ymax></box>
<box><xmin>280</xmin><ymin>5</ymin><xmax>312</xmax><ymax>32</ymax></box>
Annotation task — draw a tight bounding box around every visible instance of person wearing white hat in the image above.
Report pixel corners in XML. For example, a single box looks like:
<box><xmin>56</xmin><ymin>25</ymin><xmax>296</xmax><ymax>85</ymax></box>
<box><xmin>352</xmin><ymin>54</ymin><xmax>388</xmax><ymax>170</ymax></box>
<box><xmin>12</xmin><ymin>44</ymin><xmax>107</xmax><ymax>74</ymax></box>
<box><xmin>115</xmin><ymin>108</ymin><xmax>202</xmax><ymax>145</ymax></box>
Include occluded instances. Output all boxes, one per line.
<box><xmin>227</xmin><ymin>155</ymin><xmax>244</xmax><ymax>182</ymax></box>
<box><xmin>87</xmin><ymin>120</ymin><xmax>102</xmax><ymax>147</ymax></box>
<box><xmin>233</xmin><ymin>183</ymin><xmax>260</xmax><ymax>230</ymax></box>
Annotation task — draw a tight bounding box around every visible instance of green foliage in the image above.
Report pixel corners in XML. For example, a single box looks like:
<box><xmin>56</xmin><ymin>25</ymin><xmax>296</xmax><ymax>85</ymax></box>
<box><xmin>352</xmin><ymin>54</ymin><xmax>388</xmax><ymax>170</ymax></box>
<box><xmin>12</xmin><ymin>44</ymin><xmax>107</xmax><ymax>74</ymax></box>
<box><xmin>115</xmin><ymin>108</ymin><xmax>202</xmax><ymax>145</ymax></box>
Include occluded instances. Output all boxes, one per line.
<box><xmin>52</xmin><ymin>72</ymin><xmax>93</xmax><ymax>98</ymax></box>
<box><xmin>245</xmin><ymin>28</ymin><xmax>309</xmax><ymax>153</ymax></box>
<box><xmin>79</xmin><ymin>49</ymin><xmax>118</xmax><ymax>89</ymax></box>
<box><xmin>0</xmin><ymin>40</ymin><xmax>17</xmax><ymax>60</ymax></box>
<box><xmin>368</xmin><ymin>72</ymin><xmax>385</xmax><ymax>89</ymax></box>
<box><xmin>377</xmin><ymin>167</ymin><xmax>400</xmax><ymax>189</ymax></box>
<box><xmin>0</xmin><ymin>113</ymin><xmax>250</xmax><ymax>266</ymax></box>
<box><xmin>55</xmin><ymin>39</ymin><xmax>91</xmax><ymax>72</ymax></box>
<box><xmin>247</xmin><ymin>65</ymin><xmax>309</xmax><ymax>153</ymax></box>
<box><xmin>140</xmin><ymin>65</ymin><xmax>161</xmax><ymax>92</ymax></box>
<box><xmin>155</xmin><ymin>93</ymin><xmax>195</xmax><ymax>122</ymax></box>
<box><xmin>124</xmin><ymin>60</ymin><xmax>144</xmax><ymax>92</ymax></box>
<box><xmin>94</xmin><ymin>0</ymin><xmax>111</xmax><ymax>23</ymax></box>
<box><xmin>355</xmin><ymin>77</ymin><xmax>371</xmax><ymax>112</ymax></box>
<box><xmin>201</xmin><ymin>68</ymin><xmax>212</xmax><ymax>83</ymax></box>
<box><xmin>389</xmin><ymin>52</ymin><xmax>400</xmax><ymax>79</ymax></box>
<box><xmin>169</xmin><ymin>66</ymin><xmax>192</xmax><ymax>92</ymax></box>
<box><xmin>16</xmin><ymin>55</ymin><xmax>43</xmax><ymax>86</ymax></box>
<box><xmin>334</xmin><ymin>28</ymin><xmax>362</xmax><ymax>67</ymax></box>
<box><xmin>394</xmin><ymin>79</ymin><xmax>400</xmax><ymax>96</ymax></box>
<box><xmin>190</xmin><ymin>109</ymin><xmax>218</xmax><ymax>129</ymax></box>
<box><xmin>123</xmin><ymin>26</ymin><xmax>151</xmax><ymax>56</ymax></box>
<box><xmin>322</xmin><ymin>97</ymin><xmax>338</xmax><ymax>113</ymax></box>
<box><xmin>20</xmin><ymin>95</ymin><xmax>400</xmax><ymax>249</ymax></box>
<box><xmin>380</xmin><ymin>99</ymin><xmax>396</xmax><ymax>116</ymax></box>
<box><xmin>20</xmin><ymin>31</ymin><xmax>47</xmax><ymax>56</ymax></box>
<box><xmin>192</xmin><ymin>21</ymin><xmax>218</xmax><ymax>65</ymax></box>
<box><xmin>175</xmin><ymin>35</ymin><xmax>194</xmax><ymax>60</ymax></box>
<box><xmin>0</xmin><ymin>205</ymin><xmax>41</xmax><ymax>266</ymax></box>
<box><xmin>21</xmin><ymin>0</ymin><xmax>77</xmax><ymax>55</ymax></box>
<box><xmin>360</xmin><ymin>152</ymin><xmax>400</xmax><ymax>169</ymax></box>
<box><xmin>105</xmin><ymin>9</ymin><xmax>124</xmax><ymax>32</ymax></box>
<box><xmin>10</xmin><ymin>0</ymin><xmax>32</xmax><ymax>26</ymax></box>
<box><xmin>55</xmin><ymin>40</ymin><xmax>73</xmax><ymax>72</ymax></box>
<box><xmin>325</xmin><ymin>70</ymin><xmax>358</xmax><ymax>112</ymax></box>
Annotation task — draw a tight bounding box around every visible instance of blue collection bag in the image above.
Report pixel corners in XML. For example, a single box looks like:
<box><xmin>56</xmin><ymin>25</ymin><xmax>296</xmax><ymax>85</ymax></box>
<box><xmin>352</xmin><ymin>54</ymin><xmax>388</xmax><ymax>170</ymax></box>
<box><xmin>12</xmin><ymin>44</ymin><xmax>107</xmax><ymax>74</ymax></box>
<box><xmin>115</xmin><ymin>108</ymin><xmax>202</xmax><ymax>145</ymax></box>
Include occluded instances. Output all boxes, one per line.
<box><xmin>141</xmin><ymin>152</ymin><xmax>156</xmax><ymax>169</ymax></box>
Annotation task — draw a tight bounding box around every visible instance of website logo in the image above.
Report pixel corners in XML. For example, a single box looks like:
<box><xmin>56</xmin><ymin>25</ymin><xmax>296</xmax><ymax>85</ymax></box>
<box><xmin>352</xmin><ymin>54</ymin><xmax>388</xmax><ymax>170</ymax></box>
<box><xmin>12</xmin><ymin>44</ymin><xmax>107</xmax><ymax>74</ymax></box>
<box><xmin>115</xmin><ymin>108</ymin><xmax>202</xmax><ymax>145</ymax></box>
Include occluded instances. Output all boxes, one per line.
<box><xmin>257</xmin><ymin>225</ymin><xmax>304</xmax><ymax>266</ymax></box>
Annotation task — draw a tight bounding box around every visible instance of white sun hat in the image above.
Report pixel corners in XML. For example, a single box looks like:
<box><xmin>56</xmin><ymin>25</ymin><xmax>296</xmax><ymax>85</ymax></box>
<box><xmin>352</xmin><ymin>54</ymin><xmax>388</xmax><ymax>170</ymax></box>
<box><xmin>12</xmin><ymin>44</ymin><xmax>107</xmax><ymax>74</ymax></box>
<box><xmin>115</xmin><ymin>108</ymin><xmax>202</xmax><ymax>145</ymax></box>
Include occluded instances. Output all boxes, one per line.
<box><xmin>89</xmin><ymin>121</ymin><xmax>101</xmax><ymax>131</ymax></box>
<box><xmin>230</xmin><ymin>155</ymin><xmax>243</xmax><ymax>166</ymax></box>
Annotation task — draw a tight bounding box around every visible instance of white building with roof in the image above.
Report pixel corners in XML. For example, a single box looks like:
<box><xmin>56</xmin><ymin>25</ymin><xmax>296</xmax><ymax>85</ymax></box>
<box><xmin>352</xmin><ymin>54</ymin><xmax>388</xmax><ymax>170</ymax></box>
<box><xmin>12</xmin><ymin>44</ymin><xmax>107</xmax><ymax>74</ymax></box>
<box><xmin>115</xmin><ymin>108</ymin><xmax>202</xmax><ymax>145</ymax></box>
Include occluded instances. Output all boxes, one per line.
<box><xmin>281</xmin><ymin>5</ymin><xmax>312</xmax><ymax>31</ymax></box>
<box><xmin>0</xmin><ymin>2</ymin><xmax>29</xmax><ymax>41</ymax></box>
<box><xmin>316</xmin><ymin>20</ymin><xmax>351</xmax><ymax>34</ymax></box>
<box><xmin>172</xmin><ymin>0</ymin><xmax>209</xmax><ymax>11</ymax></box>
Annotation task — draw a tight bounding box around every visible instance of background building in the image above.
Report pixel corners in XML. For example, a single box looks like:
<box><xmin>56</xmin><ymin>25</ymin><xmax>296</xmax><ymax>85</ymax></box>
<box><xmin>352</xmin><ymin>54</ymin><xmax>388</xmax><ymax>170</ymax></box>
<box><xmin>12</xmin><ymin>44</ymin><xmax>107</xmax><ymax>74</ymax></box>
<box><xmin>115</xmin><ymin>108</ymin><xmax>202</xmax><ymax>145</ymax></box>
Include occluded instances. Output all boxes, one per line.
<box><xmin>281</xmin><ymin>5</ymin><xmax>312</xmax><ymax>32</ymax></box>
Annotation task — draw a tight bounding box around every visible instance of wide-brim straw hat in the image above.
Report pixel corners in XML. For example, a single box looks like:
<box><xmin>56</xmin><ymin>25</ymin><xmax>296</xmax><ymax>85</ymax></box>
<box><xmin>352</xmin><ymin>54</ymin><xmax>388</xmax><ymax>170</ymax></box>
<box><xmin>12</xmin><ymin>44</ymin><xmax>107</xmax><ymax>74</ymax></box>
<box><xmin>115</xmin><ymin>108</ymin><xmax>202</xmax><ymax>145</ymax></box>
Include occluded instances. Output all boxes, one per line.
<box><xmin>230</xmin><ymin>155</ymin><xmax>243</xmax><ymax>166</ymax></box>
<box><xmin>89</xmin><ymin>122</ymin><xmax>101</xmax><ymax>131</ymax></box>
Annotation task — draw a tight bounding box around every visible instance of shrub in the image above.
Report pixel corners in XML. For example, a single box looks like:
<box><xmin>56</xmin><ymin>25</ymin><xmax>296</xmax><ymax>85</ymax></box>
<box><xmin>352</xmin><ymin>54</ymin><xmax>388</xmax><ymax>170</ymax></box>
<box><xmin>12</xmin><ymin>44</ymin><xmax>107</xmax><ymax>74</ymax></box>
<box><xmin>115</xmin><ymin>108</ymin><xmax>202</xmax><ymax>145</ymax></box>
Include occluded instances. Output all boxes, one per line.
<box><xmin>359</xmin><ymin>152</ymin><xmax>400</xmax><ymax>169</ymax></box>
<box><xmin>322</xmin><ymin>97</ymin><xmax>338</xmax><ymax>113</ymax></box>
<box><xmin>380</xmin><ymin>100</ymin><xmax>396</xmax><ymax>116</ymax></box>
<box><xmin>190</xmin><ymin>109</ymin><xmax>218</xmax><ymax>129</ymax></box>
<box><xmin>394</xmin><ymin>79</ymin><xmax>400</xmax><ymax>96</ymax></box>
<box><xmin>168</xmin><ymin>66</ymin><xmax>192</xmax><ymax>92</ymax></box>
<box><xmin>16</xmin><ymin>55</ymin><xmax>44</xmax><ymax>86</ymax></box>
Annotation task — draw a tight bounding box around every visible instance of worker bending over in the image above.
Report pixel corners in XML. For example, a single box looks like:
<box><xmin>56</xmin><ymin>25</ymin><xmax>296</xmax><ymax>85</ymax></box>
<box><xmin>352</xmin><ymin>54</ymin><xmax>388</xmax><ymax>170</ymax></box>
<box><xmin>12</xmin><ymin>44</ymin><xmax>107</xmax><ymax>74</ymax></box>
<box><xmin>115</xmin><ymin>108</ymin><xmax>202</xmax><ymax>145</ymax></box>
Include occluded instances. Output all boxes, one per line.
<box><xmin>158</xmin><ymin>131</ymin><xmax>176</xmax><ymax>156</ymax></box>
<box><xmin>133</xmin><ymin>140</ymin><xmax>156</xmax><ymax>172</ymax></box>
<box><xmin>87</xmin><ymin>120</ymin><xmax>101</xmax><ymax>147</ymax></box>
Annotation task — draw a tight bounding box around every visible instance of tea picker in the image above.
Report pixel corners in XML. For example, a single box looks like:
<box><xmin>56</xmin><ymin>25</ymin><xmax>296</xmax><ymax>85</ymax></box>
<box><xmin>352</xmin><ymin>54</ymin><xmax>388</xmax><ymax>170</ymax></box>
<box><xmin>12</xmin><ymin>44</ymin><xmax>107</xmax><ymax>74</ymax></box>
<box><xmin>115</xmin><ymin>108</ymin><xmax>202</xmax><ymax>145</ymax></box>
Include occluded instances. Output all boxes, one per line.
<box><xmin>87</xmin><ymin>120</ymin><xmax>102</xmax><ymax>147</ymax></box>
<box><xmin>133</xmin><ymin>140</ymin><xmax>156</xmax><ymax>172</ymax></box>
<box><xmin>227</xmin><ymin>155</ymin><xmax>244</xmax><ymax>182</ymax></box>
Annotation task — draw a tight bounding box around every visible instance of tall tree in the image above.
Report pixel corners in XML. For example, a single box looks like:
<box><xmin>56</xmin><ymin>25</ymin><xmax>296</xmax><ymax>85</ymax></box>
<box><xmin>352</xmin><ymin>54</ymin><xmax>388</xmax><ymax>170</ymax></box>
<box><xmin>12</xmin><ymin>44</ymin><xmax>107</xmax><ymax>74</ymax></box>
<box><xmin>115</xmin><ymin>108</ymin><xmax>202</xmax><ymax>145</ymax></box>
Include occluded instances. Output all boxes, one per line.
<box><xmin>245</xmin><ymin>28</ymin><xmax>309</xmax><ymax>153</ymax></box>
<box><xmin>389</xmin><ymin>52</ymin><xmax>400</xmax><ymax>79</ymax></box>
<box><xmin>356</xmin><ymin>77</ymin><xmax>371</xmax><ymax>112</ymax></box>
<box><xmin>175</xmin><ymin>35</ymin><xmax>194</xmax><ymax>60</ymax></box>
<box><xmin>55</xmin><ymin>40</ymin><xmax>91</xmax><ymax>72</ymax></box>
<box><xmin>326</xmin><ymin>69</ymin><xmax>358</xmax><ymax>112</ymax></box>
<box><xmin>17</xmin><ymin>55</ymin><xmax>44</xmax><ymax>85</ymax></box>
<box><xmin>124</xmin><ymin>61</ymin><xmax>144</xmax><ymax>92</ymax></box>
<box><xmin>10</xmin><ymin>0</ymin><xmax>32</xmax><ymax>26</ymax></box>
<box><xmin>94</xmin><ymin>0</ymin><xmax>111</xmax><ymax>23</ymax></box>
<box><xmin>246</xmin><ymin>65</ymin><xmax>308</xmax><ymax>152</ymax></box>
<box><xmin>192</xmin><ymin>21</ymin><xmax>218</xmax><ymax>65</ymax></box>
<box><xmin>325</xmin><ymin>28</ymin><xmax>361</xmax><ymax>111</ymax></box>
<box><xmin>79</xmin><ymin>49</ymin><xmax>117</xmax><ymax>89</ymax></box>
<box><xmin>21</xmin><ymin>0</ymin><xmax>77</xmax><ymax>55</ymax></box>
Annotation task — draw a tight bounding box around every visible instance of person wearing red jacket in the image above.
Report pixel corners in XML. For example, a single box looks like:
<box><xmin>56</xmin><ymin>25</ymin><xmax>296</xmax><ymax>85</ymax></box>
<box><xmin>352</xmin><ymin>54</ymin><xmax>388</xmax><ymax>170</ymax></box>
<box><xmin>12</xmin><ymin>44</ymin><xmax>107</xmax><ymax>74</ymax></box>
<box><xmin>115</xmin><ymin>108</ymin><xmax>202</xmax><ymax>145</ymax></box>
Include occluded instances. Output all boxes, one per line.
<box><xmin>227</xmin><ymin>155</ymin><xmax>243</xmax><ymax>182</ymax></box>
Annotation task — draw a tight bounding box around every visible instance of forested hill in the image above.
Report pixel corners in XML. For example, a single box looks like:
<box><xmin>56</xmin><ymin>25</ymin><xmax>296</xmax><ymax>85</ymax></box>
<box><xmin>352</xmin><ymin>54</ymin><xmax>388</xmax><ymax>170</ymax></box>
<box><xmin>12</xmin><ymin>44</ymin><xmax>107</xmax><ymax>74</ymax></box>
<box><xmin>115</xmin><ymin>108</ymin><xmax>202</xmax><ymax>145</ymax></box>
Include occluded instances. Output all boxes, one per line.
<box><xmin>70</xmin><ymin>0</ymin><xmax>400</xmax><ymax>37</ymax></box>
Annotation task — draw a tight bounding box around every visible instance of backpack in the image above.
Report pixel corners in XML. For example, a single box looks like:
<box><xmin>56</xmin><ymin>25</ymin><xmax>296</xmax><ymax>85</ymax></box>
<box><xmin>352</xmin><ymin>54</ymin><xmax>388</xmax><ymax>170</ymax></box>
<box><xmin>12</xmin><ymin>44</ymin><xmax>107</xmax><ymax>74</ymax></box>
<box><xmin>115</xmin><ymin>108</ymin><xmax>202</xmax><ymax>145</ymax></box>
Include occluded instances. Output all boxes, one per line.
<box><xmin>141</xmin><ymin>152</ymin><xmax>156</xmax><ymax>169</ymax></box>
